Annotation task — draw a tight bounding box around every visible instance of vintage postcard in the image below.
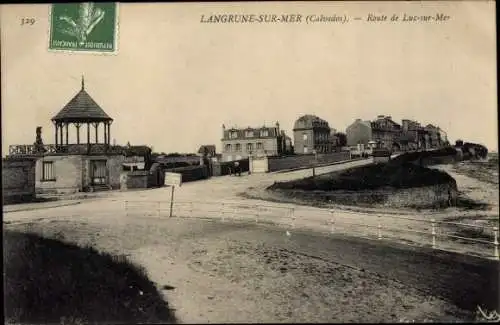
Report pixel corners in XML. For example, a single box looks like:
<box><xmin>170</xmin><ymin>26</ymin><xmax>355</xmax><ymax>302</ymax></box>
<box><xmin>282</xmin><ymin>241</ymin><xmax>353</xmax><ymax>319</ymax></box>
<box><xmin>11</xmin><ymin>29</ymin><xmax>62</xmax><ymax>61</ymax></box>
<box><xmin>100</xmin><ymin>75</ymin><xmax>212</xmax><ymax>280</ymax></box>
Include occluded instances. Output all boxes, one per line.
<box><xmin>1</xmin><ymin>1</ymin><xmax>498</xmax><ymax>324</ymax></box>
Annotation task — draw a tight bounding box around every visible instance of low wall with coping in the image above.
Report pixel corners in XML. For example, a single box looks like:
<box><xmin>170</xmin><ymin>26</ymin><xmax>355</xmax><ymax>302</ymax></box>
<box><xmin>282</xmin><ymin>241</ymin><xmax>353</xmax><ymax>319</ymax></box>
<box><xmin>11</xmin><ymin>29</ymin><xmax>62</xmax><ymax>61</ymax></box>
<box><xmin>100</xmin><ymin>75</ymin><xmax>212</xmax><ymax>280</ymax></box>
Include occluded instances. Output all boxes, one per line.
<box><xmin>212</xmin><ymin>158</ymin><xmax>249</xmax><ymax>176</ymax></box>
<box><xmin>165</xmin><ymin>165</ymin><xmax>209</xmax><ymax>182</ymax></box>
<box><xmin>267</xmin><ymin>152</ymin><xmax>350</xmax><ymax>172</ymax></box>
<box><xmin>120</xmin><ymin>171</ymin><xmax>149</xmax><ymax>190</ymax></box>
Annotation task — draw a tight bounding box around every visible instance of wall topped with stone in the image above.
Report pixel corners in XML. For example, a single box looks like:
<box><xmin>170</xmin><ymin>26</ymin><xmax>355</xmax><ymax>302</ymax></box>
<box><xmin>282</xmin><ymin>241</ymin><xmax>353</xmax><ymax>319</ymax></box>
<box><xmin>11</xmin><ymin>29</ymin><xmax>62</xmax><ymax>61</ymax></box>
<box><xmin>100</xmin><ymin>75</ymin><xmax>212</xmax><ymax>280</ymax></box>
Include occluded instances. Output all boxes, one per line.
<box><xmin>2</xmin><ymin>157</ymin><xmax>37</xmax><ymax>204</ymax></box>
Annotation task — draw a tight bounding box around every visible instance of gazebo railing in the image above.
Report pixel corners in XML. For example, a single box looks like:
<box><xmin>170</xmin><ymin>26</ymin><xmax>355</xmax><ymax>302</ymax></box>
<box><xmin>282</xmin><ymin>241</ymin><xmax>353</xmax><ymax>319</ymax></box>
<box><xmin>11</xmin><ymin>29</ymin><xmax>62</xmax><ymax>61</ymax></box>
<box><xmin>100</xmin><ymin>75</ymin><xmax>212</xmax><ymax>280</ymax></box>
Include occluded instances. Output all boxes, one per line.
<box><xmin>8</xmin><ymin>144</ymin><xmax>125</xmax><ymax>156</ymax></box>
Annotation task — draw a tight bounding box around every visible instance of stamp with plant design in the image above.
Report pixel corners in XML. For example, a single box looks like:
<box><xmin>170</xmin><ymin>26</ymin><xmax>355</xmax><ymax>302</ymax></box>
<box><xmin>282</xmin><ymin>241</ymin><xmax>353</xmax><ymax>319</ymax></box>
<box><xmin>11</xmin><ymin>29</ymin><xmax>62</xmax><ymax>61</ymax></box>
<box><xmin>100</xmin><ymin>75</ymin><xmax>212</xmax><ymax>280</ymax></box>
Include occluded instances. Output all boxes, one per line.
<box><xmin>49</xmin><ymin>2</ymin><xmax>118</xmax><ymax>53</ymax></box>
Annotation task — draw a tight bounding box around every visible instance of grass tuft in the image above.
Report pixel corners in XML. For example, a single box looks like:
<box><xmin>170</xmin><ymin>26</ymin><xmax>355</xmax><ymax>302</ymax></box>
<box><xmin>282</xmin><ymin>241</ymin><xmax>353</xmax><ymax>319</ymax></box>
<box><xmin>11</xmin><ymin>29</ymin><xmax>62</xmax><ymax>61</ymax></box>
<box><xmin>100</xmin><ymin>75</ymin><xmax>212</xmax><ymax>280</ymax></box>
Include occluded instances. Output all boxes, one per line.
<box><xmin>4</xmin><ymin>230</ymin><xmax>177</xmax><ymax>324</ymax></box>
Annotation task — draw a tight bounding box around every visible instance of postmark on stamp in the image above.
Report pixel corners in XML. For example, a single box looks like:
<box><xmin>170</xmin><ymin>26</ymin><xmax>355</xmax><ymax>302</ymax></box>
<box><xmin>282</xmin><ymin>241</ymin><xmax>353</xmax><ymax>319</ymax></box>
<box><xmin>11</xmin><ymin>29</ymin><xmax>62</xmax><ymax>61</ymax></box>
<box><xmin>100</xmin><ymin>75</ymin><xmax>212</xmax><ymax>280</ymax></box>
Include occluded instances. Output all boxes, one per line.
<box><xmin>49</xmin><ymin>2</ymin><xmax>118</xmax><ymax>53</ymax></box>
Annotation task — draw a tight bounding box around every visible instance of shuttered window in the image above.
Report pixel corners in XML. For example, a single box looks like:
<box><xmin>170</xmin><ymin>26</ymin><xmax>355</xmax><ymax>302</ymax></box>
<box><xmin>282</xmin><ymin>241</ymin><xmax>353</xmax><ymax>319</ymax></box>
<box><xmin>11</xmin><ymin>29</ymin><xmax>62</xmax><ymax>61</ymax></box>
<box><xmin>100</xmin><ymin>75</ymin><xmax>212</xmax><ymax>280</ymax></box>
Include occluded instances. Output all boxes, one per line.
<box><xmin>42</xmin><ymin>161</ymin><xmax>55</xmax><ymax>181</ymax></box>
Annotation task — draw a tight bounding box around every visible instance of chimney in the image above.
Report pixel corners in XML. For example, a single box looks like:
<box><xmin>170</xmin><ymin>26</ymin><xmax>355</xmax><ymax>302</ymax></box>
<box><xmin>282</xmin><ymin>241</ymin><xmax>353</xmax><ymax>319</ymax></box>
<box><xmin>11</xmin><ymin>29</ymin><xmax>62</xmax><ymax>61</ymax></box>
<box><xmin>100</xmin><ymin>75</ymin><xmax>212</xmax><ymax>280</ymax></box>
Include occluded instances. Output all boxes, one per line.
<box><xmin>385</xmin><ymin>116</ymin><xmax>392</xmax><ymax>120</ymax></box>
<box><xmin>275</xmin><ymin>121</ymin><xmax>280</xmax><ymax>134</ymax></box>
<box><xmin>377</xmin><ymin>115</ymin><xmax>385</xmax><ymax>119</ymax></box>
<box><xmin>222</xmin><ymin>124</ymin><xmax>226</xmax><ymax>138</ymax></box>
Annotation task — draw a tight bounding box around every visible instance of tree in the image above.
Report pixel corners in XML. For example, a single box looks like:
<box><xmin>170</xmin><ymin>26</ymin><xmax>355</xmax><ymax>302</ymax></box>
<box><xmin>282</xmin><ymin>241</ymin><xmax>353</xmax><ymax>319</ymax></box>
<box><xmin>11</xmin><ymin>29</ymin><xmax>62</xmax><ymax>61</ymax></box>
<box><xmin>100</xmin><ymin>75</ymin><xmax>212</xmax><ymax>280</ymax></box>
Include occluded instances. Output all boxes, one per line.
<box><xmin>334</xmin><ymin>132</ymin><xmax>347</xmax><ymax>147</ymax></box>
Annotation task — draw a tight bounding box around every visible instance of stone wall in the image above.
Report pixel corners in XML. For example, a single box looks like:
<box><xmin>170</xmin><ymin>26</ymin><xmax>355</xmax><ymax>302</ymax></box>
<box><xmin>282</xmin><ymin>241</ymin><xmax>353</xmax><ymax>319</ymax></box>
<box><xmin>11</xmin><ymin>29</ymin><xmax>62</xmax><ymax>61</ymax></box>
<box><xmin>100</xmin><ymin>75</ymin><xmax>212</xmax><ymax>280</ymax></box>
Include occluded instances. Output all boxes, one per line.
<box><xmin>212</xmin><ymin>158</ymin><xmax>250</xmax><ymax>176</ymax></box>
<box><xmin>36</xmin><ymin>155</ymin><xmax>83</xmax><ymax>194</ymax></box>
<box><xmin>120</xmin><ymin>171</ymin><xmax>149</xmax><ymax>190</ymax></box>
<box><xmin>267</xmin><ymin>151</ymin><xmax>350</xmax><ymax>172</ymax></box>
<box><xmin>165</xmin><ymin>165</ymin><xmax>209</xmax><ymax>182</ymax></box>
<box><xmin>2</xmin><ymin>157</ymin><xmax>37</xmax><ymax>203</ymax></box>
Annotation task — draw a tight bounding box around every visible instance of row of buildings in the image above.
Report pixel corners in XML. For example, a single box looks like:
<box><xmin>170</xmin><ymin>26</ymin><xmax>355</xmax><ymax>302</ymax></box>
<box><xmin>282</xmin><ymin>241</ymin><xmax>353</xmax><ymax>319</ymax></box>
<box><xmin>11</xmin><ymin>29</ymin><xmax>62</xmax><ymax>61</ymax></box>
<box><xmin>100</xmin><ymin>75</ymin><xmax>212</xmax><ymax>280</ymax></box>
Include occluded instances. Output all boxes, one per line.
<box><xmin>218</xmin><ymin>113</ymin><xmax>447</xmax><ymax>162</ymax></box>
<box><xmin>346</xmin><ymin>115</ymin><xmax>448</xmax><ymax>153</ymax></box>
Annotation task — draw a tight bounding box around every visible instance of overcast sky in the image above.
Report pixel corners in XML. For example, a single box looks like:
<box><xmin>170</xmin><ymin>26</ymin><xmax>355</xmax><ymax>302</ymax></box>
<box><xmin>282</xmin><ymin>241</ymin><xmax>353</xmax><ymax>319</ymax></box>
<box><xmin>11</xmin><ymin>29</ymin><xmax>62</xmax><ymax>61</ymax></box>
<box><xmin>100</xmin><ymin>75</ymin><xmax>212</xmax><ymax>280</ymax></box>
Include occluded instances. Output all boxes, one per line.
<box><xmin>1</xmin><ymin>1</ymin><xmax>497</xmax><ymax>156</ymax></box>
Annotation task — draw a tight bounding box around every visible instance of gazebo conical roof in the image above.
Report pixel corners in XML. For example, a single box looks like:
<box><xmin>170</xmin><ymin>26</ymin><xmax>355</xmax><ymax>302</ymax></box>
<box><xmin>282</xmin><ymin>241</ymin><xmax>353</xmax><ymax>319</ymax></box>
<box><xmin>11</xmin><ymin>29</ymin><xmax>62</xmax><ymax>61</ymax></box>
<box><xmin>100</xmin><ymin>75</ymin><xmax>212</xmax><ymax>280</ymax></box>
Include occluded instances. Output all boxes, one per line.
<box><xmin>52</xmin><ymin>77</ymin><xmax>113</xmax><ymax>123</ymax></box>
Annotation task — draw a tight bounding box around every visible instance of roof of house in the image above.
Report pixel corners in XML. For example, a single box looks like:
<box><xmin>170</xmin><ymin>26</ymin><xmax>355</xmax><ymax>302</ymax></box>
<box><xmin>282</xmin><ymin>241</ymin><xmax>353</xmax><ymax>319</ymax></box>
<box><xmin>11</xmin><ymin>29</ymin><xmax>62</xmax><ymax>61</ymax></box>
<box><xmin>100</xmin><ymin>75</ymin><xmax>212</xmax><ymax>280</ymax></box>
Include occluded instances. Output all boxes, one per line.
<box><xmin>123</xmin><ymin>145</ymin><xmax>152</xmax><ymax>157</ymax></box>
<box><xmin>198</xmin><ymin>145</ymin><xmax>216</xmax><ymax>156</ymax></box>
<box><xmin>347</xmin><ymin>119</ymin><xmax>371</xmax><ymax>130</ymax></box>
<box><xmin>52</xmin><ymin>77</ymin><xmax>113</xmax><ymax>122</ymax></box>
<box><xmin>293</xmin><ymin>114</ymin><xmax>329</xmax><ymax>130</ymax></box>
<box><xmin>223</xmin><ymin>126</ymin><xmax>281</xmax><ymax>139</ymax></box>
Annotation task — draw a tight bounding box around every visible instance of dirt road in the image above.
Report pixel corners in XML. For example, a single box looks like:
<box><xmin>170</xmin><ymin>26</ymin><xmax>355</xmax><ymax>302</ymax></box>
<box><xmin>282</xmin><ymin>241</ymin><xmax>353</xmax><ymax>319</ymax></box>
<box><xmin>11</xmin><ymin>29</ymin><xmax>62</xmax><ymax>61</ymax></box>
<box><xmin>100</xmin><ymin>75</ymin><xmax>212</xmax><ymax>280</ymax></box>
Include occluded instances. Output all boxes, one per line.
<box><xmin>4</xmin><ymin>214</ymin><xmax>497</xmax><ymax>323</ymax></box>
<box><xmin>3</xmin><ymin>159</ymin><xmax>499</xmax><ymax>322</ymax></box>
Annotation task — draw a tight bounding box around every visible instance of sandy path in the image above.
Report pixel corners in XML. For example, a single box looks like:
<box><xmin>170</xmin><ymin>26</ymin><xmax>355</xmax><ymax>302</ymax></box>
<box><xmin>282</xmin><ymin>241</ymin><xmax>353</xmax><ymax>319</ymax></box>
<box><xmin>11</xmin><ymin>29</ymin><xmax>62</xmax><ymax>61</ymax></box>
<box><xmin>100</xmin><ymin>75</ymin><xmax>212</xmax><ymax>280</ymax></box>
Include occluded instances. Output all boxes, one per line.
<box><xmin>5</xmin><ymin>215</ymin><xmax>493</xmax><ymax>323</ymax></box>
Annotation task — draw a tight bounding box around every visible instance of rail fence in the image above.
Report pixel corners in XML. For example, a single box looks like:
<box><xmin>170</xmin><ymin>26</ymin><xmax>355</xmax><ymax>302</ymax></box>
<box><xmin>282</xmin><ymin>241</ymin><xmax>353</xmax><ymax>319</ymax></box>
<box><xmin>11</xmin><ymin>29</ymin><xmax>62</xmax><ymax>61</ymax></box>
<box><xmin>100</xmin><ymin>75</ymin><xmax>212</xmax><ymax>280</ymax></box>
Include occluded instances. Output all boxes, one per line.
<box><xmin>123</xmin><ymin>199</ymin><xmax>499</xmax><ymax>261</ymax></box>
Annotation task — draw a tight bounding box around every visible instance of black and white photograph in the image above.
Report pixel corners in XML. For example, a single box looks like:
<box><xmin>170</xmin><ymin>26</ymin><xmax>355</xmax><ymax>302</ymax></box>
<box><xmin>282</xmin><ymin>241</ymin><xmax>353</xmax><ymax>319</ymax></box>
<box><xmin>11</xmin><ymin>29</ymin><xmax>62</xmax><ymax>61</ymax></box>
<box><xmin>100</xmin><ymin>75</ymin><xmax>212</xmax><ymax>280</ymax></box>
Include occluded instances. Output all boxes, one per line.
<box><xmin>1</xmin><ymin>1</ymin><xmax>498</xmax><ymax>324</ymax></box>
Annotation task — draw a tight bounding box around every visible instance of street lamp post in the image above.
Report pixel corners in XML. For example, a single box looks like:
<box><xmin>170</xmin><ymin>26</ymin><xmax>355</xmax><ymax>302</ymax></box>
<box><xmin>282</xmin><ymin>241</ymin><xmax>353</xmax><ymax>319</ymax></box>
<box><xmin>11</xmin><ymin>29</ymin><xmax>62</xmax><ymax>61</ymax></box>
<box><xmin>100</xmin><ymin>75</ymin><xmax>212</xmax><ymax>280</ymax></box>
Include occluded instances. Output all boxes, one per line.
<box><xmin>312</xmin><ymin>149</ymin><xmax>318</xmax><ymax>177</ymax></box>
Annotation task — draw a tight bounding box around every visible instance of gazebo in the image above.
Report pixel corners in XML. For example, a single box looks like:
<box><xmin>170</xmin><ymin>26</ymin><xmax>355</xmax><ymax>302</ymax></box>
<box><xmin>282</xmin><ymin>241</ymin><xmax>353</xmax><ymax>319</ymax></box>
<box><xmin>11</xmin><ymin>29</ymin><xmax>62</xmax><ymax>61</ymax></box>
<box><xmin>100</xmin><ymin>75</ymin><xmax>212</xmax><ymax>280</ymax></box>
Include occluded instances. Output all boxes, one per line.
<box><xmin>51</xmin><ymin>76</ymin><xmax>113</xmax><ymax>154</ymax></box>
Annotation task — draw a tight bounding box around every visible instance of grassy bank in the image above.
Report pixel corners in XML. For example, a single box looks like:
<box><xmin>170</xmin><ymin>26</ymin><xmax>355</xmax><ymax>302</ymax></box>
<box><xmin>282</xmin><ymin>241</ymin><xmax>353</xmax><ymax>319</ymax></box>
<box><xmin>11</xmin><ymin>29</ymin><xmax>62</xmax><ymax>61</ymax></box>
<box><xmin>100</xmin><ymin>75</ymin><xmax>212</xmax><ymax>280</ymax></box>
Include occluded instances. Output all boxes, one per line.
<box><xmin>269</xmin><ymin>162</ymin><xmax>456</xmax><ymax>192</ymax></box>
<box><xmin>4</xmin><ymin>230</ymin><xmax>176</xmax><ymax>324</ymax></box>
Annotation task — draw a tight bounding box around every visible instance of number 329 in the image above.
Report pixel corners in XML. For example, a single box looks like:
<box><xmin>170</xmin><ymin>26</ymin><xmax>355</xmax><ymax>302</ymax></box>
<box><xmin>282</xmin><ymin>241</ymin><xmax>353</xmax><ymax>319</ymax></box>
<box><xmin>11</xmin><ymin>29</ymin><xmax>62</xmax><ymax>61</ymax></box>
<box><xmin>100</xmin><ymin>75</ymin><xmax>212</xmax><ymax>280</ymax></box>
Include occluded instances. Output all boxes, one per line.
<box><xmin>21</xmin><ymin>18</ymin><xmax>35</xmax><ymax>25</ymax></box>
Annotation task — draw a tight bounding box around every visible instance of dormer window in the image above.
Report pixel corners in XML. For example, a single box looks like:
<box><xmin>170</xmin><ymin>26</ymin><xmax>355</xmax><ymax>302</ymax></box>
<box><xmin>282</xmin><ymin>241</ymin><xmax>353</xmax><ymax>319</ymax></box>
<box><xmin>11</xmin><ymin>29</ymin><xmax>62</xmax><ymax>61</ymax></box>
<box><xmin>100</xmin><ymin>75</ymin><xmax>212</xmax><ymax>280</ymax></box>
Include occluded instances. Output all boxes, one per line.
<box><xmin>245</xmin><ymin>130</ymin><xmax>254</xmax><ymax>138</ymax></box>
<box><xmin>260</xmin><ymin>129</ymin><xmax>269</xmax><ymax>137</ymax></box>
<box><xmin>230</xmin><ymin>131</ymin><xmax>238</xmax><ymax>139</ymax></box>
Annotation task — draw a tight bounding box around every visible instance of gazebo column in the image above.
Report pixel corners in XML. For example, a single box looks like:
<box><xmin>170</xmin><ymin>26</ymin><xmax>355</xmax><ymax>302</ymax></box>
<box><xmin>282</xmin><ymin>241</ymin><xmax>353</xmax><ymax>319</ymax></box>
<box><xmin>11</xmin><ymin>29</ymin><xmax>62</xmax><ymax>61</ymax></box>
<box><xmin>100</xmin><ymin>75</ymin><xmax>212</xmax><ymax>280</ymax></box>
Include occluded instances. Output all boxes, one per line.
<box><xmin>87</xmin><ymin>123</ymin><xmax>91</xmax><ymax>153</ymax></box>
<box><xmin>107</xmin><ymin>122</ymin><xmax>112</xmax><ymax>146</ymax></box>
<box><xmin>59</xmin><ymin>123</ymin><xmax>64</xmax><ymax>147</ymax></box>
<box><xmin>65</xmin><ymin>123</ymin><xmax>69</xmax><ymax>145</ymax></box>
<box><xmin>75</xmin><ymin>123</ymin><xmax>81</xmax><ymax>144</ymax></box>
<box><xmin>104</xmin><ymin>122</ymin><xmax>107</xmax><ymax>146</ymax></box>
<box><xmin>54</xmin><ymin>122</ymin><xmax>58</xmax><ymax>147</ymax></box>
<box><xmin>94</xmin><ymin>122</ymin><xmax>99</xmax><ymax>144</ymax></box>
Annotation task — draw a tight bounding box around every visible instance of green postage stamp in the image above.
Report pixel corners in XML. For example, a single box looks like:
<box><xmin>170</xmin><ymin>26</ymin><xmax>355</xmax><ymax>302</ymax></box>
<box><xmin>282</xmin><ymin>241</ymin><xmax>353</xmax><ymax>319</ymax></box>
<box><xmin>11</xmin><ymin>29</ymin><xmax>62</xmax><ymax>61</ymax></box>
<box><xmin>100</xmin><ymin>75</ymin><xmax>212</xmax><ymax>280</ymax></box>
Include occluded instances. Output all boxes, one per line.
<box><xmin>49</xmin><ymin>3</ymin><xmax>118</xmax><ymax>53</ymax></box>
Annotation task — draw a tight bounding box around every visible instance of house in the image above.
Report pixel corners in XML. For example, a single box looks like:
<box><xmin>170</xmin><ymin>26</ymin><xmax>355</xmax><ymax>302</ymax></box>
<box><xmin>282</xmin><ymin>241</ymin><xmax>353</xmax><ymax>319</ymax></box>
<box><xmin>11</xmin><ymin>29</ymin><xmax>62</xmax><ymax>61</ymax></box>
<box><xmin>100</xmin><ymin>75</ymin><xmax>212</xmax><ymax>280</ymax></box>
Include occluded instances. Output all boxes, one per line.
<box><xmin>424</xmin><ymin>124</ymin><xmax>444</xmax><ymax>148</ymax></box>
<box><xmin>122</xmin><ymin>145</ymin><xmax>153</xmax><ymax>171</ymax></box>
<box><xmin>221</xmin><ymin>122</ymin><xmax>287</xmax><ymax>162</ymax></box>
<box><xmin>346</xmin><ymin>119</ymin><xmax>373</xmax><ymax>148</ymax></box>
<box><xmin>346</xmin><ymin>115</ymin><xmax>447</xmax><ymax>153</ymax></box>
<box><xmin>8</xmin><ymin>77</ymin><xmax>126</xmax><ymax>193</ymax></box>
<box><xmin>370</xmin><ymin>115</ymin><xmax>403</xmax><ymax>151</ymax></box>
<box><xmin>293</xmin><ymin>115</ymin><xmax>335</xmax><ymax>154</ymax></box>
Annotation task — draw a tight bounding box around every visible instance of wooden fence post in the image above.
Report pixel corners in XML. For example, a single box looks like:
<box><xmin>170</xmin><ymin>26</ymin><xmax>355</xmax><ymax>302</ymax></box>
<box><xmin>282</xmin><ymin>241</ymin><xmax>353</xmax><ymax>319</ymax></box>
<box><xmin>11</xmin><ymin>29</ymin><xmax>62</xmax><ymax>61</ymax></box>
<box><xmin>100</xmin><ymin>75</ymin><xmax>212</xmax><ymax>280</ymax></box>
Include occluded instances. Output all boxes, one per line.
<box><xmin>377</xmin><ymin>215</ymin><xmax>382</xmax><ymax>239</ymax></box>
<box><xmin>494</xmin><ymin>227</ymin><xmax>499</xmax><ymax>260</ymax></box>
<box><xmin>431</xmin><ymin>219</ymin><xmax>436</xmax><ymax>249</ymax></box>
<box><xmin>329</xmin><ymin>210</ymin><xmax>334</xmax><ymax>234</ymax></box>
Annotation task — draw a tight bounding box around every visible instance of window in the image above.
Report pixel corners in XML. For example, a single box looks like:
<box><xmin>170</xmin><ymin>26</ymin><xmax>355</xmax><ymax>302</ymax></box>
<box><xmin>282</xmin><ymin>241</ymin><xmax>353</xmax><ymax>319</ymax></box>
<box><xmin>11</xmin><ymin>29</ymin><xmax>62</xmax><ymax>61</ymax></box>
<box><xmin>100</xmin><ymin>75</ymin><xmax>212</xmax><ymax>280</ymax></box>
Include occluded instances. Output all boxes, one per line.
<box><xmin>42</xmin><ymin>161</ymin><xmax>55</xmax><ymax>181</ymax></box>
<box><xmin>304</xmin><ymin>146</ymin><xmax>308</xmax><ymax>153</ymax></box>
<box><xmin>245</xmin><ymin>131</ymin><xmax>254</xmax><ymax>138</ymax></box>
<box><xmin>225</xmin><ymin>144</ymin><xmax>232</xmax><ymax>152</ymax></box>
<box><xmin>246</xmin><ymin>143</ymin><xmax>254</xmax><ymax>152</ymax></box>
<box><xmin>256</xmin><ymin>142</ymin><xmax>263</xmax><ymax>150</ymax></box>
<box><xmin>260</xmin><ymin>130</ymin><xmax>269</xmax><ymax>137</ymax></box>
<box><xmin>235</xmin><ymin>143</ymin><xmax>241</xmax><ymax>152</ymax></box>
<box><xmin>230</xmin><ymin>131</ymin><xmax>238</xmax><ymax>139</ymax></box>
<box><xmin>303</xmin><ymin>133</ymin><xmax>308</xmax><ymax>141</ymax></box>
